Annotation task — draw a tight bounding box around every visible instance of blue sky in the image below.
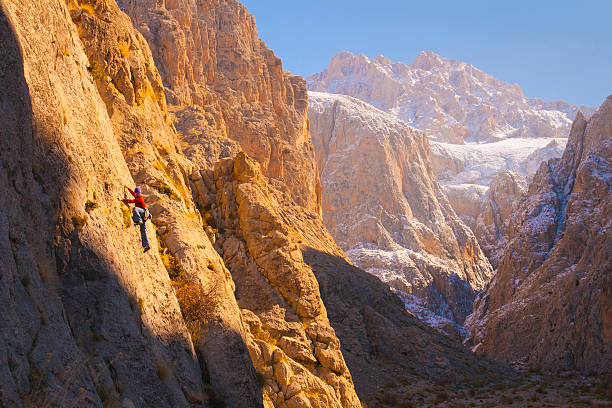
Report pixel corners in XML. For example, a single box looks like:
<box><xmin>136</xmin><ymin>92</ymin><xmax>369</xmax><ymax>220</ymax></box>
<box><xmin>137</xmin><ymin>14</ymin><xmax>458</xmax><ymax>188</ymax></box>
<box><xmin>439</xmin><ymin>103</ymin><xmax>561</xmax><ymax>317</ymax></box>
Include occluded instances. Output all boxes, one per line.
<box><xmin>241</xmin><ymin>0</ymin><xmax>611</xmax><ymax>107</ymax></box>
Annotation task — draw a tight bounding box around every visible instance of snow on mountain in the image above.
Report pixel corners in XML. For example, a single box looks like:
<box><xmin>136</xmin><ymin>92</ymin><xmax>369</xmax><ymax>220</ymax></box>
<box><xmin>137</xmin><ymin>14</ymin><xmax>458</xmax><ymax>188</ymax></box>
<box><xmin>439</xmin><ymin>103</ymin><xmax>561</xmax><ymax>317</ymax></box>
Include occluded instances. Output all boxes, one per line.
<box><xmin>309</xmin><ymin>51</ymin><xmax>595</xmax><ymax>269</ymax></box>
<box><xmin>430</xmin><ymin>137</ymin><xmax>567</xmax><ymax>187</ymax></box>
<box><xmin>308</xmin><ymin>51</ymin><xmax>596</xmax><ymax>144</ymax></box>
<box><xmin>308</xmin><ymin>91</ymin><xmax>493</xmax><ymax>330</ymax></box>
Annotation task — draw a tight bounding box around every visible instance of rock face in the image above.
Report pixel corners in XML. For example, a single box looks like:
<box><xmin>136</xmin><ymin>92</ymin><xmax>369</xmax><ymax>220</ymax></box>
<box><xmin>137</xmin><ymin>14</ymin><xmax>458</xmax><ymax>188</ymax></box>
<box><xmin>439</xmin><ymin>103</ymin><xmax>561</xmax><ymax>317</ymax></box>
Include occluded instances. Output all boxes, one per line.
<box><xmin>301</xmin><ymin>247</ymin><xmax>509</xmax><ymax>399</ymax></box>
<box><xmin>466</xmin><ymin>96</ymin><xmax>612</xmax><ymax>374</ymax></box>
<box><xmin>121</xmin><ymin>0</ymin><xmax>321</xmax><ymax>216</ymax></box>
<box><xmin>474</xmin><ymin>171</ymin><xmax>528</xmax><ymax>268</ymax></box>
<box><xmin>308</xmin><ymin>51</ymin><xmax>588</xmax><ymax>269</ymax></box>
<box><xmin>191</xmin><ymin>153</ymin><xmax>362</xmax><ymax>408</ymax></box>
<box><xmin>308</xmin><ymin>51</ymin><xmax>595</xmax><ymax>144</ymax></box>
<box><xmin>0</xmin><ymin>0</ymin><xmax>210</xmax><ymax>406</ymax></box>
<box><xmin>443</xmin><ymin>171</ymin><xmax>528</xmax><ymax>269</ymax></box>
<box><xmin>0</xmin><ymin>0</ymin><xmax>363</xmax><ymax>406</ymax></box>
<box><xmin>308</xmin><ymin>92</ymin><xmax>492</xmax><ymax>326</ymax></box>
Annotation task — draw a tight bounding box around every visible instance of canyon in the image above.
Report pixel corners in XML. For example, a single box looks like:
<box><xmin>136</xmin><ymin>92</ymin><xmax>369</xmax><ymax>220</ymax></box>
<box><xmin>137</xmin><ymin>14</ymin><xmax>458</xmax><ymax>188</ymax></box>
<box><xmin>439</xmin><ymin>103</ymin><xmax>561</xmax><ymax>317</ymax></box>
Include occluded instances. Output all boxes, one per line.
<box><xmin>308</xmin><ymin>92</ymin><xmax>492</xmax><ymax>333</ymax></box>
<box><xmin>466</xmin><ymin>97</ymin><xmax>612</xmax><ymax>373</ymax></box>
<box><xmin>0</xmin><ymin>0</ymin><xmax>609</xmax><ymax>407</ymax></box>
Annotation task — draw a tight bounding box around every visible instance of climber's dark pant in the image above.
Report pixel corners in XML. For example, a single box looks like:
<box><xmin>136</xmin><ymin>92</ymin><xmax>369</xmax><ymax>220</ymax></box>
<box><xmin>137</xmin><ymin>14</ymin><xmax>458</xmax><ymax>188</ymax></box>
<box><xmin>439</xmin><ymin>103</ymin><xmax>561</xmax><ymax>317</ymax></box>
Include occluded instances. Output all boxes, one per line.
<box><xmin>132</xmin><ymin>207</ymin><xmax>150</xmax><ymax>248</ymax></box>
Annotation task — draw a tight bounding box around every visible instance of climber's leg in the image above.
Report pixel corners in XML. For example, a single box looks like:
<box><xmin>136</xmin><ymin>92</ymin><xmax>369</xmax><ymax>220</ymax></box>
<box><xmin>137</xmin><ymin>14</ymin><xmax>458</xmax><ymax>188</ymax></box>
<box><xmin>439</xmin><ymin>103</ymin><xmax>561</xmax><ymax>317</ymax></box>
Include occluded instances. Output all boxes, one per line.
<box><xmin>140</xmin><ymin>222</ymin><xmax>150</xmax><ymax>251</ymax></box>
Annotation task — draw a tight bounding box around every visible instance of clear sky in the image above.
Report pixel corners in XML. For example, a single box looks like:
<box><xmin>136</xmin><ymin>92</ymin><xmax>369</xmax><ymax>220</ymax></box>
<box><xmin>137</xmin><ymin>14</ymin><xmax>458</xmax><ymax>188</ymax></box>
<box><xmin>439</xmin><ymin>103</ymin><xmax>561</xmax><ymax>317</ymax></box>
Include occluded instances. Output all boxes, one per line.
<box><xmin>240</xmin><ymin>0</ymin><xmax>611</xmax><ymax>107</ymax></box>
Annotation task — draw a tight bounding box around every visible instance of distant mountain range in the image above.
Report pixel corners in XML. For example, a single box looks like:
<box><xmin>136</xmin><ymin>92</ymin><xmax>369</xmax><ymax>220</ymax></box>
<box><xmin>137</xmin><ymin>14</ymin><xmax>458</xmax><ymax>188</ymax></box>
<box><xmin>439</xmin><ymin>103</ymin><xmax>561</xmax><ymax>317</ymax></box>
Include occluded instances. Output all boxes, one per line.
<box><xmin>308</xmin><ymin>51</ymin><xmax>595</xmax><ymax>144</ymax></box>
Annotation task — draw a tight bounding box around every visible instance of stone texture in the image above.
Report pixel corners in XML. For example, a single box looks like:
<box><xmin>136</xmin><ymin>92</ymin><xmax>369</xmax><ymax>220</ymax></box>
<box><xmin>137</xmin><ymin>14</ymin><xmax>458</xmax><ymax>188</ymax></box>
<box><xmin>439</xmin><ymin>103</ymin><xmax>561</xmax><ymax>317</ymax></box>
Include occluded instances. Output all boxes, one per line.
<box><xmin>472</xmin><ymin>171</ymin><xmax>528</xmax><ymax>269</ymax></box>
<box><xmin>64</xmin><ymin>0</ymin><xmax>263</xmax><ymax>405</ymax></box>
<box><xmin>121</xmin><ymin>0</ymin><xmax>322</xmax><ymax>215</ymax></box>
<box><xmin>190</xmin><ymin>153</ymin><xmax>362</xmax><ymax>408</ymax></box>
<box><xmin>466</xmin><ymin>96</ymin><xmax>612</xmax><ymax>374</ymax></box>
<box><xmin>308</xmin><ymin>92</ymin><xmax>493</xmax><ymax>325</ymax></box>
<box><xmin>0</xmin><ymin>0</ymin><xmax>205</xmax><ymax>405</ymax></box>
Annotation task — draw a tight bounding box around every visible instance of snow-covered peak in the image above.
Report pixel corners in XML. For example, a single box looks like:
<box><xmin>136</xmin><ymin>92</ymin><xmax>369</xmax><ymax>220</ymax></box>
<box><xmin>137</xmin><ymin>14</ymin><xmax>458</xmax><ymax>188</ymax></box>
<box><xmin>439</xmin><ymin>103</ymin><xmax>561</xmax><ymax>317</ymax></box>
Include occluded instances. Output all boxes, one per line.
<box><xmin>308</xmin><ymin>51</ymin><xmax>596</xmax><ymax>144</ymax></box>
<box><xmin>409</xmin><ymin>50</ymin><xmax>446</xmax><ymax>71</ymax></box>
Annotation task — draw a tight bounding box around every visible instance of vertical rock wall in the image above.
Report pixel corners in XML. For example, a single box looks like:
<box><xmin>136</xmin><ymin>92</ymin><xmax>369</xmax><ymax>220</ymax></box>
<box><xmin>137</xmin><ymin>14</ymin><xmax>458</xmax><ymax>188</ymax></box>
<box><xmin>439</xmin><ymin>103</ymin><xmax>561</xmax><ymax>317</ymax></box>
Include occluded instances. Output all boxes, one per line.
<box><xmin>467</xmin><ymin>97</ymin><xmax>612</xmax><ymax>374</ymax></box>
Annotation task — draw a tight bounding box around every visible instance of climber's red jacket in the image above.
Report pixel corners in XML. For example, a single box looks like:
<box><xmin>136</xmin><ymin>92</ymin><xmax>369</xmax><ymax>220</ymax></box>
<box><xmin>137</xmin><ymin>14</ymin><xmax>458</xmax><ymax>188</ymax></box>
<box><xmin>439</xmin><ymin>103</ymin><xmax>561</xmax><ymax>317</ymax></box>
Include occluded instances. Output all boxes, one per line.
<box><xmin>122</xmin><ymin>187</ymin><xmax>146</xmax><ymax>208</ymax></box>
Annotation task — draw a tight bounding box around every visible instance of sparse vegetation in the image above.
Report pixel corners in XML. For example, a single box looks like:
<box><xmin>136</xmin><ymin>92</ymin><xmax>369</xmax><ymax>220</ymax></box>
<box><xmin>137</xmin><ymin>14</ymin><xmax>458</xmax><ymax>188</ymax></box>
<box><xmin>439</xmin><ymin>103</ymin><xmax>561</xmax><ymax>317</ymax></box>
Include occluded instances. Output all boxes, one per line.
<box><xmin>87</xmin><ymin>60</ymin><xmax>106</xmax><ymax>81</ymax></box>
<box><xmin>79</xmin><ymin>3</ymin><xmax>96</xmax><ymax>16</ymax></box>
<box><xmin>158</xmin><ymin>246</ymin><xmax>216</xmax><ymax>348</ymax></box>
<box><xmin>150</xmin><ymin>179</ymin><xmax>181</xmax><ymax>201</ymax></box>
<box><xmin>85</xmin><ymin>199</ymin><xmax>98</xmax><ymax>213</ymax></box>
<box><xmin>160</xmin><ymin>251</ymin><xmax>186</xmax><ymax>281</ymax></box>
<box><xmin>117</xmin><ymin>40</ymin><xmax>131</xmax><ymax>58</ymax></box>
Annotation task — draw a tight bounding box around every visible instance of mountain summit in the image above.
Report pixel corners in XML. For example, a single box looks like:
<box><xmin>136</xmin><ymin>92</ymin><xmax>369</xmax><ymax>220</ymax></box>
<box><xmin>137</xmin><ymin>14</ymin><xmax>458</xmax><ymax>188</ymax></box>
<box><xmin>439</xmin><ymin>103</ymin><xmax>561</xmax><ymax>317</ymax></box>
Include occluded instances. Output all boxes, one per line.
<box><xmin>308</xmin><ymin>51</ymin><xmax>595</xmax><ymax>144</ymax></box>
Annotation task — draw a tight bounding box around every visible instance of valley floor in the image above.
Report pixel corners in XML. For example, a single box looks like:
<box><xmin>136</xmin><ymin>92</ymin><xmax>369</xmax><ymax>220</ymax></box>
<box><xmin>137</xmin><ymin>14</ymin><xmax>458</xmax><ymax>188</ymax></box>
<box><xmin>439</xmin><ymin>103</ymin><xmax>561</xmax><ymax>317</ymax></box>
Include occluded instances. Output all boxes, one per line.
<box><xmin>366</xmin><ymin>371</ymin><xmax>612</xmax><ymax>407</ymax></box>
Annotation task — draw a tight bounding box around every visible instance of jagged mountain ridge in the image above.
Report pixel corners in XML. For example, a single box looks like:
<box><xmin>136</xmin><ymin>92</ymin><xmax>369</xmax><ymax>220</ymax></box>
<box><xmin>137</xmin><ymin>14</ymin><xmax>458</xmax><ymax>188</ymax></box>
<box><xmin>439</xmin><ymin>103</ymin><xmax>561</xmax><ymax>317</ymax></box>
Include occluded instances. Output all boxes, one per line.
<box><xmin>308</xmin><ymin>51</ymin><xmax>595</xmax><ymax>144</ymax></box>
<box><xmin>308</xmin><ymin>51</ymin><xmax>592</xmax><ymax>268</ymax></box>
<box><xmin>466</xmin><ymin>96</ymin><xmax>612</xmax><ymax>374</ymax></box>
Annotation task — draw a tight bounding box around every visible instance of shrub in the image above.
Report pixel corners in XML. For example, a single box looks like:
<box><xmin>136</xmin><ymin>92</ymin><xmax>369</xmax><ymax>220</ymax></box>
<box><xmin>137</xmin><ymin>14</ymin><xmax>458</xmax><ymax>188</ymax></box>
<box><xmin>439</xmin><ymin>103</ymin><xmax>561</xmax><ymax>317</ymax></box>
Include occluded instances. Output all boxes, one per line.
<box><xmin>87</xmin><ymin>60</ymin><xmax>106</xmax><ymax>81</ymax></box>
<box><xmin>117</xmin><ymin>40</ymin><xmax>131</xmax><ymax>58</ymax></box>
<box><xmin>160</xmin><ymin>252</ymin><xmax>185</xmax><ymax>281</ymax></box>
<box><xmin>174</xmin><ymin>282</ymin><xmax>205</xmax><ymax>347</ymax></box>
<box><xmin>150</xmin><ymin>179</ymin><xmax>180</xmax><ymax>201</ymax></box>
<box><xmin>72</xmin><ymin>215</ymin><xmax>88</xmax><ymax>230</ymax></box>
<box><xmin>80</xmin><ymin>3</ymin><xmax>96</xmax><ymax>15</ymax></box>
<box><xmin>378</xmin><ymin>392</ymin><xmax>399</xmax><ymax>406</ymax></box>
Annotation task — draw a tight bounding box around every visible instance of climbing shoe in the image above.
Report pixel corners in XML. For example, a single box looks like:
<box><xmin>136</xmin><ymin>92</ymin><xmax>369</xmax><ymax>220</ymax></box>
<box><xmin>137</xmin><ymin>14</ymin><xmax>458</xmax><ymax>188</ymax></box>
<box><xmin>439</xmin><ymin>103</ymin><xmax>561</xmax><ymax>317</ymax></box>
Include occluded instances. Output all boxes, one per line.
<box><xmin>144</xmin><ymin>246</ymin><xmax>150</xmax><ymax>253</ymax></box>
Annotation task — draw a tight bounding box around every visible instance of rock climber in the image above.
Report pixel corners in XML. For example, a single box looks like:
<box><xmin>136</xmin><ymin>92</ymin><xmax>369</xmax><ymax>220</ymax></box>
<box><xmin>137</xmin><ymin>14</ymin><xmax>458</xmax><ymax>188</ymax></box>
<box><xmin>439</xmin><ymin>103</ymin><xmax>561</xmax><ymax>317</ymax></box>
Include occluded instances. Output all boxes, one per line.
<box><xmin>120</xmin><ymin>185</ymin><xmax>151</xmax><ymax>253</ymax></box>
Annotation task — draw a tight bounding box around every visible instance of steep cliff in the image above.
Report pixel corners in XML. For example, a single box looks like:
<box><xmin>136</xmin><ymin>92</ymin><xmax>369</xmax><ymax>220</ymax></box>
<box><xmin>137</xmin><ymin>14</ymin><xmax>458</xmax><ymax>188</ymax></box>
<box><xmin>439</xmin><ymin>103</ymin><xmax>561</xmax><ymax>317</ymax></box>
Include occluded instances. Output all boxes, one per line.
<box><xmin>121</xmin><ymin>0</ymin><xmax>321</xmax><ymax>216</ymax></box>
<box><xmin>308</xmin><ymin>92</ymin><xmax>493</xmax><ymax>326</ymax></box>
<box><xmin>466</xmin><ymin>96</ymin><xmax>612</xmax><ymax>374</ymax></box>
<box><xmin>0</xmin><ymin>0</ymin><xmax>363</xmax><ymax>406</ymax></box>
<box><xmin>472</xmin><ymin>171</ymin><xmax>528</xmax><ymax>268</ymax></box>
<box><xmin>0</xmin><ymin>0</ymin><xmax>209</xmax><ymax>406</ymax></box>
<box><xmin>308</xmin><ymin>51</ymin><xmax>583</xmax><ymax>269</ymax></box>
<box><xmin>191</xmin><ymin>153</ymin><xmax>362</xmax><ymax>407</ymax></box>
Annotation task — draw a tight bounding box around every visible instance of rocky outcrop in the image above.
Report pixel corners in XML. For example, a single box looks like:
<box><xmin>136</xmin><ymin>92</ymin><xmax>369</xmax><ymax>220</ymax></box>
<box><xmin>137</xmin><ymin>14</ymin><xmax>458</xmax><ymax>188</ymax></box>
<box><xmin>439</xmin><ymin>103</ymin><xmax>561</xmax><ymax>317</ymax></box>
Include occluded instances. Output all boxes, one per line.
<box><xmin>190</xmin><ymin>153</ymin><xmax>505</xmax><ymax>403</ymax></box>
<box><xmin>466</xmin><ymin>96</ymin><xmax>612</xmax><ymax>374</ymax></box>
<box><xmin>0</xmin><ymin>0</ymin><xmax>361</xmax><ymax>406</ymax></box>
<box><xmin>190</xmin><ymin>153</ymin><xmax>362</xmax><ymax>408</ymax></box>
<box><xmin>308</xmin><ymin>92</ymin><xmax>493</xmax><ymax>325</ymax></box>
<box><xmin>308</xmin><ymin>51</ymin><xmax>594</xmax><ymax>144</ymax></box>
<box><xmin>473</xmin><ymin>171</ymin><xmax>527</xmax><ymax>268</ymax></box>
<box><xmin>121</xmin><ymin>0</ymin><xmax>321</xmax><ymax>215</ymax></box>
<box><xmin>444</xmin><ymin>172</ymin><xmax>527</xmax><ymax>269</ymax></box>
